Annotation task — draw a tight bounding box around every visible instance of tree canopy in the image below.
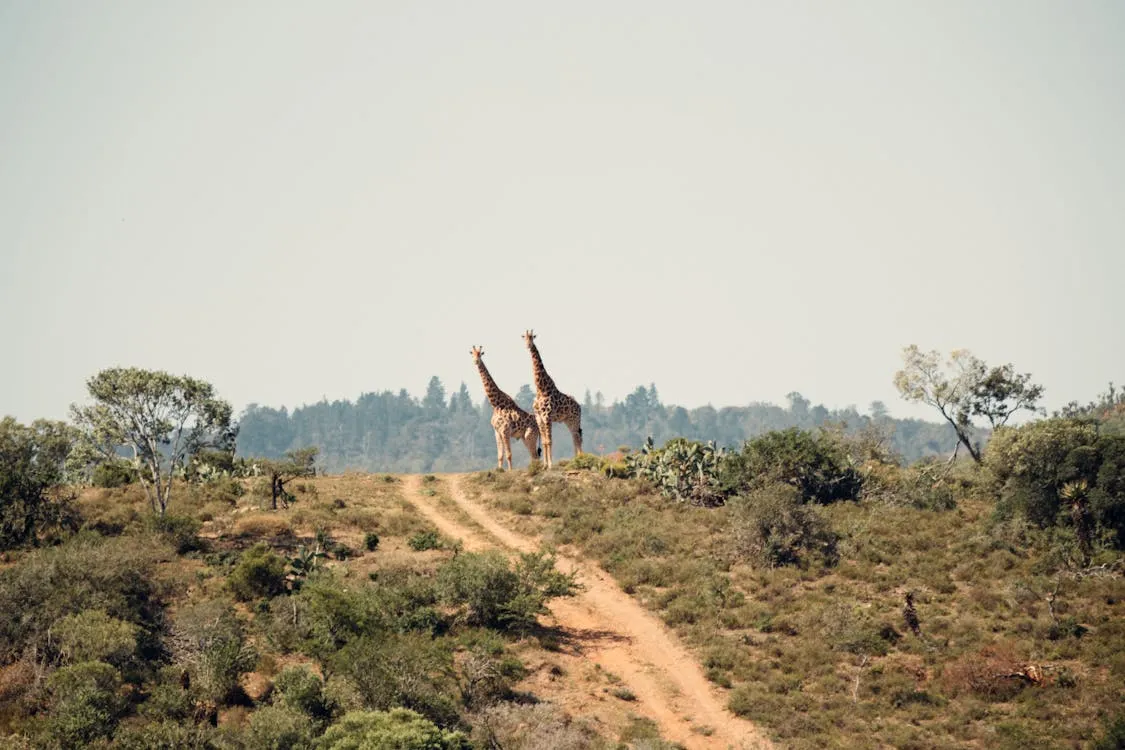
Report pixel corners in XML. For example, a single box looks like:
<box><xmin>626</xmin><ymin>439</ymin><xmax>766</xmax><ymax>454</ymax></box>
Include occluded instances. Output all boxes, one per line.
<box><xmin>894</xmin><ymin>346</ymin><xmax>1042</xmax><ymax>463</ymax></box>
<box><xmin>70</xmin><ymin>368</ymin><xmax>235</xmax><ymax>514</ymax></box>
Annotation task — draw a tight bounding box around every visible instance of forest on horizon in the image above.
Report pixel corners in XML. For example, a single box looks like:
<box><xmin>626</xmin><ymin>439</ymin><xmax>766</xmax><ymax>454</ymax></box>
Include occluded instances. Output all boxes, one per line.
<box><xmin>235</xmin><ymin>378</ymin><xmax>964</xmax><ymax>473</ymax></box>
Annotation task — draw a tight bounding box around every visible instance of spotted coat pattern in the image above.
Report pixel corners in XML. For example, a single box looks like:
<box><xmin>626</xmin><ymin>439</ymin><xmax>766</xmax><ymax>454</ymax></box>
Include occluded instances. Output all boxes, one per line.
<box><xmin>522</xmin><ymin>330</ymin><xmax>583</xmax><ymax>469</ymax></box>
<box><xmin>471</xmin><ymin>346</ymin><xmax>540</xmax><ymax>470</ymax></box>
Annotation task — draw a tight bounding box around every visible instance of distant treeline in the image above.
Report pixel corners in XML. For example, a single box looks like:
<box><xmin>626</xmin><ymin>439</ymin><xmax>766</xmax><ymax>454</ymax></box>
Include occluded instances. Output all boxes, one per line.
<box><xmin>235</xmin><ymin>378</ymin><xmax>965</xmax><ymax>473</ymax></box>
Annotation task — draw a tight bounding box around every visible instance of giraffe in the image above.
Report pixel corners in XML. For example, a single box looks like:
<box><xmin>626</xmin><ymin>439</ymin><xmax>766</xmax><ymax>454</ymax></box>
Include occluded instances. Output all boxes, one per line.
<box><xmin>522</xmin><ymin>330</ymin><xmax>582</xmax><ymax>469</ymax></box>
<box><xmin>470</xmin><ymin>346</ymin><xmax>540</xmax><ymax>470</ymax></box>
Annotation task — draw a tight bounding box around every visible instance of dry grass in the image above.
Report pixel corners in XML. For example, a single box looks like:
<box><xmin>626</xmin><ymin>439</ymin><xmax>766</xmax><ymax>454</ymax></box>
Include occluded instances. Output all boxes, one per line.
<box><xmin>232</xmin><ymin>514</ymin><xmax>295</xmax><ymax>538</ymax></box>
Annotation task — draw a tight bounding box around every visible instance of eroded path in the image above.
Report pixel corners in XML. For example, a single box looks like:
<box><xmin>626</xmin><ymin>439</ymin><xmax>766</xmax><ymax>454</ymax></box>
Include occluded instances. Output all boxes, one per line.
<box><xmin>402</xmin><ymin>474</ymin><xmax>771</xmax><ymax>750</ymax></box>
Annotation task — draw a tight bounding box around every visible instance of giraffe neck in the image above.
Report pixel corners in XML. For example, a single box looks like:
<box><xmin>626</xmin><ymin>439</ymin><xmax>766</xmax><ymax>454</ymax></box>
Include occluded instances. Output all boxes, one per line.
<box><xmin>528</xmin><ymin>343</ymin><xmax>557</xmax><ymax>394</ymax></box>
<box><xmin>475</xmin><ymin>359</ymin><xmax>519</xmax><ymax>410</ymax></box>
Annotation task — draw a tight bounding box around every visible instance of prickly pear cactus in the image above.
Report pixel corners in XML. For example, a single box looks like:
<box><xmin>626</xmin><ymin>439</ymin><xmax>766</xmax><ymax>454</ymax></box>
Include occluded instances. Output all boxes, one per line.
<box><xmin>626</xmin><ymin>437</ymin><xmax>728</xmax><ymax>506</ymax></box>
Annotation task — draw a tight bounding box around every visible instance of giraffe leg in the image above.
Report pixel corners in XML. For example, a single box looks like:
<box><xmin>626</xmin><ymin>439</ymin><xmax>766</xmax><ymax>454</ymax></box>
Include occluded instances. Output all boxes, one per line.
<box><xmin>521</xmin><ymin>434</ymin><xmax>538</xmax><ymax>467</ymax></box>
<box><xmin>503</xmin><ymin>434</ymin><xmax>514</xmax><ymax>471</ymax></box>
<box><xmin>539</xmin><ymin>419</ymin><xmax>554</xmax><ymax>469</ymax></box>
<box><xmin>494</xmin><ymin>431</ymin><xmax>504</xmax><ymax>470</ymax></box>
<box><xmin>566</xmin><ymin>418</ymin><xmax>583</xmax><ymax>456</ymax></box>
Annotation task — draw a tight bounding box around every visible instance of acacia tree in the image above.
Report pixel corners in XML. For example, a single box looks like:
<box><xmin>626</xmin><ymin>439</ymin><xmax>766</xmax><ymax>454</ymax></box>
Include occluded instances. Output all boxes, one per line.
<box><xmin>71</xmin><ymin>368</ymin><xmax>235</xmax><ymax>515</ymax></box>
<box><xmin>893</xmin><ymin>346</ymin><xmax>1043</xmax><ymax>463</ymax></box>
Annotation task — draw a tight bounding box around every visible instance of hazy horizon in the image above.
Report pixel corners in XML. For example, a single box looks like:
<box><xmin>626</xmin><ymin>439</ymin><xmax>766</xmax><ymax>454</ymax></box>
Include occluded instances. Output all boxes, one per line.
<box><xmin>3</xmin><ymin>1</ymin><xmax>1123</xmax><ymax>425</ymax></box>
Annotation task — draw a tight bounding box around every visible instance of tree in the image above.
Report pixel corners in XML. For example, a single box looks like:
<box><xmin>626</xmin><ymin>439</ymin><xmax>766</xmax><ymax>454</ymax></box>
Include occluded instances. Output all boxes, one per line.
<box><xmin>70</xmin><ymin>368</ymin><xmax>235</xmax><ymax>515</ymax></box>
<box><xmin>254</xmin><ymin>447</ymin><xmax>318</xmax><ymax>510</ymax></box>
<box><xmin>0</xmin><ymin>417</ymin><xmax>78</xmax><ymax>549</ymax></box>
<box><xmin>969</xmin><ymin>363</ymin><xmax>1045</xmax><ymax>429</ymax></box>
<box><xmin>893</xmin><ymin>346</ymin><xmax>1042</xmax><ymax>463</ymax></box>
<box><xmin>318</xmin><ymin>708</ymin><xmax>468</xmax><ymax>750</ymax></box>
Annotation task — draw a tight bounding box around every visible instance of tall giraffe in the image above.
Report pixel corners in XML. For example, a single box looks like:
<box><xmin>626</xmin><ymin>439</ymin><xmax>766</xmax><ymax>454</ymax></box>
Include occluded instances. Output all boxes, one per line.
<box><xmin>522</xmin><ymin>330</ymin><xmax>582</xmax><ymax>469</ymax></box>
<box><xmin>471</xmin><ymin>346</ymin><xmax>540</xmax><ymax>470</ymax></box>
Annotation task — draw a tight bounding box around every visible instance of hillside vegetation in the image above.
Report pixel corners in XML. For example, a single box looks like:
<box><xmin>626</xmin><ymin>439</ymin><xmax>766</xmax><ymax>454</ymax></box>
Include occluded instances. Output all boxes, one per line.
<box><xmin>2</xmin><ymin>361</ymin><xmax>1124</xmax><ymax>748</ymax></box>
<box><xmin>465</xmin><ymin>419</ymin><xmax>1125</xmax><ymax>749</ymax></box>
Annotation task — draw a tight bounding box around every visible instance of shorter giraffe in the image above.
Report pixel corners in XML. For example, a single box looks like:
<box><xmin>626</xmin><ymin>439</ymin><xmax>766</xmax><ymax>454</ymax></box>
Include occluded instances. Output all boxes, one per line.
<box><xmin>471</xmin><ymin>346</ymin><xmax>540</xmax><ymax>470</ymax></box>
<box><xmin>523</xmin><ymin>330</ymin><xmax>582</xmax><ymax>469</ymax></box>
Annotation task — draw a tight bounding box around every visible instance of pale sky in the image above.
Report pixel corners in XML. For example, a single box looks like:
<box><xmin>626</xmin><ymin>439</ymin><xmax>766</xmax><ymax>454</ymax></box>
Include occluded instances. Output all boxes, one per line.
<box><xmin>2</xmin><ymin>1</ymin><xmax>1123</xmax><ymax>424</ymax></box>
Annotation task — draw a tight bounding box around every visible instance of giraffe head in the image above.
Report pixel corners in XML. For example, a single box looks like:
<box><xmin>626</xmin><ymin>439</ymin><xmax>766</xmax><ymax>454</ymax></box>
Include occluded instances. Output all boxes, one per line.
<box><xmin>470</xmin><ymin>346</ymin><xmax>484</xmax><ymax>363</ymax></box>
<box><xmin>522</xmin><ymin>330</ymin><xmax>536</xmax><ymax>349</ymax></box>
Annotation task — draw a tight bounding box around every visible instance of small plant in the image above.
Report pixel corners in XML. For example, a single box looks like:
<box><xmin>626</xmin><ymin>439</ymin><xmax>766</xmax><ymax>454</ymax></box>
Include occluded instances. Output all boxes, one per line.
<box><xmin>611</xmin><ymin>686</ymin><xmax>637</xmax><ymax>701</ymax></box>
<box><xmin>147</xmin><ymin>513</ymin><xmax>202</xmax><ymax>553</ymax></box>
<box><xmin>228</xmin><ymin>543</ymin><xmax>288</xmax><ymax>601</ymax></box>
<box><xmin>364</xmin><ymin>532</ymin><xmax>380</xmax><ymax>552</ymax></box>
<box><xmin>409</xmin><ymin>530</ymin><xmax>443</xmax><ymax>551</ymax></box>
<box><xmin>728</xmin><ymin>483</ymin><xmax>839</xmax><ymax>568</ymax></box>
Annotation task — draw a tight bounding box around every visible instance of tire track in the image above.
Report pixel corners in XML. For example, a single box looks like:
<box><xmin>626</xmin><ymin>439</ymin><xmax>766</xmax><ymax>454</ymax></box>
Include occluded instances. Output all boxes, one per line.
<box><xmin>401</xmin><ymin>474</ymin><xmax>771</xmax><ymax>750</ymax></box>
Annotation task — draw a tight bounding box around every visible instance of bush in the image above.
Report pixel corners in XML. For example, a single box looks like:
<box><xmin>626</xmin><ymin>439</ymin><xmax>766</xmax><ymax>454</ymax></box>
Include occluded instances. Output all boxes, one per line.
<box><xmin>91</xmin><ymin>459</ymin><xmax>137</xmax><ymax>488</ymax></box>
<box><xmin>409</xmin><ymin>530</ymin><xmax>443</xmax><ymax>551</ymax></box>
<box><xmin>364</xmin><ymin>532</ymin><xmax>380</xmax><ymax>552</ymax></box>
<box><xmin>43</xmin><ymin>661</ymin><xmax>128</xmax><ymax>747</ymax></box>
<box><xmin>0</xmin><ymin>417</ymin><xmax>78</xmax><ymax>550</ymax></box>
<box><xmin>318</xmin><ymin>708</ymin><xmax>469</xmax><ymax>750</ymax></box>
<box><xmin>329</xmin><ymin>636</ymin><xmax>460</xmax><ymax>729</ymax></box>
<box><xmin>728</xmin><ymin>484</ymin><xmax>839</xmax><ymax>568</ymax></box>
<box><xmin>1092</xmin><ymin>712</ymin><xmax>1125</xmax><ymax>750</ymax></box>
<box><xmin>52</xmin><ymin>609</ymin><xmax>138</xmax><ymax>666</ymax></box>
<box><xmin>229</xmin><ymin>543</ymin><xmax>288</xmax><ymax>601</ymax></box>
<box><xmin>723</xmin><ymin>428</ymin><xmax>863</xmax><ymax>504</ymax></box>
<box><xmin>147</xmin><ymin>513</ymin><xmax>203</xmax><ymax>553</ymax></box>
<box><xmin>169</xmin><ymin>600</ymin><xmax>257</xmax><ymax>705</ymax></box>
<box><xmin>243</xmin><ymin>704</ymin><xmax>316</xmax><ymax>750</ymax></box>
<box><xmin>0</xmin><ymin>534</ymin><xmax>168</xmax><ymax>663</ymax></box>
<box><xmin>273</xmin><ymin>666</ymin><xmax>332</xmax><ymax>721</ymax></box>
<box><xmin>986</xmin><ymin>418</ymin><xmax>1125</xmax><ymax>547</ymax></box>
<box><xmin>111</xmin><ymin>719</ymin><xmax>215</xmax><ymax>749</ymax></box>
<box><xmin>436</xmin><ymin>550</ymin><xmax>576</xmax><ymax>631</ymax></box>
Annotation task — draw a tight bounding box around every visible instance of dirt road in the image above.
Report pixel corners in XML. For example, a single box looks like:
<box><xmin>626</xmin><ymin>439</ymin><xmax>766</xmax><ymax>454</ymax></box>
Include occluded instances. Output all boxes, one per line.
<box><xmin>402</xmin><ymin>474</ymin><xmax>771</xmax><ymax>750</ymax></box>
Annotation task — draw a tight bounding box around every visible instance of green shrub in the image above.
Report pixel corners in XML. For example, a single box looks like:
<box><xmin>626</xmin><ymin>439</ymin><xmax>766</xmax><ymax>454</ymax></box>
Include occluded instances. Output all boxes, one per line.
<box><xmin>409</xmin><ymin>530</ymin><xmax>443</xmax><ymax>551</ymax></box>
<box><xmin>364</xmin><ymin>532</ymin><xmax>380</xmax><ymax>552</ymax></box>
<box><xmin>92</xmin><ymin>459</ymin><xmax>137</xmax><ymax>488</ymax></box>
<box><xmin>274</xmin><ymin>666</ymin><xmax>332</xmax><ymax>721</ymax></box>
<box><xmin>986</xmin><ymin>418</ymin><xmax>1125</xmax><ymax>547</ymax></box>
<box><xmin>0</xmin><ymin>534</ymin><xmax>167</xmax><ymax>663</ymax></box>
<box><xmin>318</xmin><ymin>708</ymin><xmax>469</xmax><ymax>750</ymax></box>
<box><xmin>229</xmin><ymin>543</ymin><xmax>288</xmax><ymax>601</ymax></box>
<box><xmin>330</xmin><ymin>635</ymin><xmax>460</xmax><ymax>729</ymax></box>
<box><xmin>568</xmin><ymin>453</ymin><xmax>605</xmax><ymax>472</ymax></box>
<box><xmin>723</xmin><ymin>428</ymin><xmax>863</xmax><ymax>504</ymax></box>
<box><xmin>728</xmin><ymin>483</ymin><xmax>839</xmax><ymax>568</ymax></box>
<box><xmin>436</xmin><ymin>550</ymin><xmax>576</xmax><ymax>631</ymax></box>
<box><xmin>243</xmin><ymin>704</ymin><xmax>316</xmax><ymax>750</ymax></box>
<box><xmin>0</xmin><ymin>417</ymin><xmax>79</xmax><ymax>550</ymax></box>
<box><xmin>111</xmin><ymin>719</ymin><xmax>215</xmax><ymax>749</ymax></box>
<box><xmin>147</xmin><ymin>513</ymin><xmax>203</xmax><ymax>553</ymax></box>
<box><xmin>43</xmin><ymin>661</ymin><xmax>128</xmax><ymax>747</ymax></box>
<box><xmin>1091</xmin><ymin>712</ymin><xmax>1125</xmax><ymax>750</ymax></box>
<box><xmin>52</xmin><ymin>609</ymin><xmax>138</xmax><ymax>666</ymax></box>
